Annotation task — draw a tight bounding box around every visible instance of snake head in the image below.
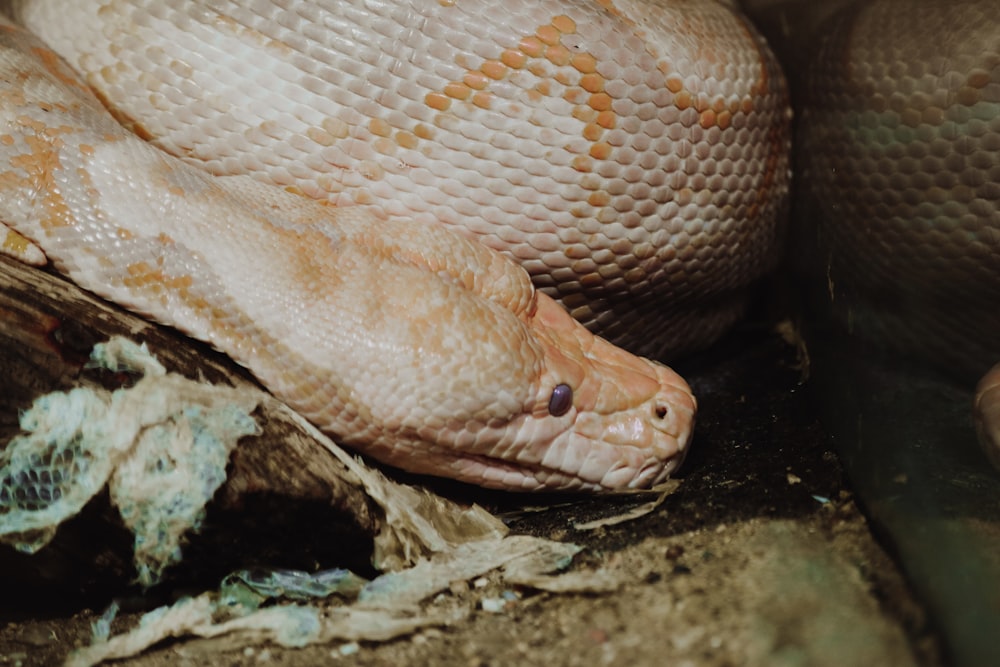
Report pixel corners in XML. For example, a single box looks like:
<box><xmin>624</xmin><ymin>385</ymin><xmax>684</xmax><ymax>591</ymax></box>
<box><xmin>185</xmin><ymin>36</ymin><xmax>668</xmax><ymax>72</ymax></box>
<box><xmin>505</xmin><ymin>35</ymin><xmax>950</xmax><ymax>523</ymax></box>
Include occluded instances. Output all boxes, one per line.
<box><xmin>423</xmin><ymin>291</ymin><xmax>696</xmax><ymax>491</ymax></box>
<box><xmin>512</xmin><ymin>292</ymin><xmax>697</xmax><ymax>491</ymax></box>
<box><xmin>323</xmin><ymin>227</ymin><xmax>697</xmax><ymax>492</ymax></box>
<box><xmin>245</xmin><ymin>214</ymin><xmax>696</xmax><ymax>493</ymax></box>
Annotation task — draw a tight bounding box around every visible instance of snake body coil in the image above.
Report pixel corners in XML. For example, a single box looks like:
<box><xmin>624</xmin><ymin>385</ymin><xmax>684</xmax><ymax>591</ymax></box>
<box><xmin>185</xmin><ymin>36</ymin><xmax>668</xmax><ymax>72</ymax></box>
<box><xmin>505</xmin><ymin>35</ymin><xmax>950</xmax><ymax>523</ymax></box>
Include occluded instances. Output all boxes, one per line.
<box><xmin>8</xmin><ymin>0</ymin><xmax>792</xmax><ymax>359</ymax></box>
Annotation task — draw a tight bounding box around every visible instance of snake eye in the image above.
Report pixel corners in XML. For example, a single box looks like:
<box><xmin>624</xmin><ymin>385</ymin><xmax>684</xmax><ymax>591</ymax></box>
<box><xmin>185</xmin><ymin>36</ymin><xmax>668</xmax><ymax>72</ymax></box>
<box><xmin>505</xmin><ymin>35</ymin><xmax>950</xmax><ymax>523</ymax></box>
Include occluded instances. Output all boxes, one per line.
<box><xmin>548</xmin><ymin>383</ymin><xmax>573</xmax><ymax>416</ymax></box>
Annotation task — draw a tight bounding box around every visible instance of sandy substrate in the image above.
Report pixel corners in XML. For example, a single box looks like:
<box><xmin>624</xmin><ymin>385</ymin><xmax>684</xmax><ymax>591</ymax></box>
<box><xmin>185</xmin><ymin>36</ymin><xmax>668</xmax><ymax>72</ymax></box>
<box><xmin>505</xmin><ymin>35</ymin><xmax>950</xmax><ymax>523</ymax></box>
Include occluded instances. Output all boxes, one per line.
<box><xmin>0</xmin><ymin>331</ymin><xmax>944</xmax><ymax>667</ymax></box>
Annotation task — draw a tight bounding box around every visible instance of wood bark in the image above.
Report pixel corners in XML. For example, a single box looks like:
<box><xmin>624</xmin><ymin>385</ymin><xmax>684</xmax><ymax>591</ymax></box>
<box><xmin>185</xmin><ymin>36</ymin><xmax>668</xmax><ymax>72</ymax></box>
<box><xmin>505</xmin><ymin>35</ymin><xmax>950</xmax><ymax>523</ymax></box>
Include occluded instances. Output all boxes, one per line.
<box><xmin>0</xmin><ymin>255</ymin><xmax>382</xmax><ymax>607</ymax></box>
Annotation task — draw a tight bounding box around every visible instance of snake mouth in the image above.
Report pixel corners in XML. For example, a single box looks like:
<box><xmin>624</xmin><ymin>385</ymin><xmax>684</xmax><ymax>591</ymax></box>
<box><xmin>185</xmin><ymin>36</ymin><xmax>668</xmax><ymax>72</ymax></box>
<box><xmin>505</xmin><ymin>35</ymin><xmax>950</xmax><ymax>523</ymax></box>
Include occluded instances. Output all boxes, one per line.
<box><xmin>384</xmin><ymin>441</ymin><xmax>685</xmax><ymax>493</ymax></box>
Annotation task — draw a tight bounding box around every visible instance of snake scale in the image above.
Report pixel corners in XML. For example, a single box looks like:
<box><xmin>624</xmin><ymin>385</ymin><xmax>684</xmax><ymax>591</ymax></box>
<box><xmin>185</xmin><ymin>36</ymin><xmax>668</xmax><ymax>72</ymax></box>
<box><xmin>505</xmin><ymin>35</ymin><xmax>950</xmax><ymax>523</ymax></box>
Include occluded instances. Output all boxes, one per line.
<box><xmin>0</xmin><ymin>0</ymin><xmax>787</xmax><ymax>492</ymax></box>
<box><xmin>773</xmin><ymin>0</ymin><xmax>1000</xmax><ymax>467</ymax></box>
<box><xmin>6</xmin><ymin>0</ymin><xmax>792</xmax><ymax>359</ymax></box>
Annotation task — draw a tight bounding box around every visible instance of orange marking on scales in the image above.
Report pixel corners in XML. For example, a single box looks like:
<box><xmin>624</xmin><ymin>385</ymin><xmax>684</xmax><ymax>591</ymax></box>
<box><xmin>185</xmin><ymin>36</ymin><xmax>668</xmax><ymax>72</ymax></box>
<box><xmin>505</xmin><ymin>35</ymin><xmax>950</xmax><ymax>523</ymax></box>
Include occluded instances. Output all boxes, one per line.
<box><xmin>463</xmin><ymin>71</ymin><xmax>489</xmax><ymax>90</ymax></box>
<box><xmin>395</xmin><ymin>130</ymin><xmax>418</xmax><ymax>150</ymax></box>
<box><xmin>424</xmin><ymin>92</ymin><xmax>451</xmax><ymax>111</ymax></box>
<box><xmin>9</xmin><ymin>133</ymin><xmax>75</xmax><ymax>230</ymax></box>
<box><xmin>480</xmin><ymin>60</ymin><xmax>507</xmax><ymax>81</ymax></box>
<box><xmin>1</xmin><ymin>228</ymin><xmax>33</xmax><ymax>257</ymax></box>
<box><xmin>518</xmin><ymin>35</ymin><xmax>544</xmax><ymax>58</ymax></box>
<box><xmin>15</xmin><ymin>114</ymin><xmax>47</xmax><ymax>134</ymax></box>
<box><xmin>499</xmin><ymin>50</ymin><xmax>526</xmax><ymax>70</ymax></box>
<box><xmin>444</xmin><ymin>81</ymin><xmax>472</xmax><ymax>100</ymax></box>
<box><xmin>31</xmin><ymin>47</ymin><xmax>93</xmax><ymax>97</ymax></box>
<box><xmin>535</xmin><ymin>24</ymin><xmax>560</xmax><ymax>46</ymax></box>
<box><xmin>306</xmin><ymin>125</ymin><xmax>337</xmax><ymax>147</ymax></box>
<box><xmin>588</xmin><ymin>191</ymin><xmax>611</xmax><ymax>207</ymax></box>
<box><xmin>123</xmin><ymin>260</ymin><xmax>160</xmax><ymax>288</ymax></box>
<box><xmin>122</xmin><ymin>259</ymin><xmax>215</xmax><ymax>316</ymax></box>
<box><xmin>571</xmin><ymin>53</ymin><xmax>597</xmax><ymax>75</ymax></box>
<box><xmin>322</xmin><ymin>117</ymin><xmax>350</xmax><ymax>139</ymax></box>
<box><xmin>580</xmin><ymin>73</ymin><xmax>604</xmax><ymax>94</ymax></box>
<box><xmin>583</xmin><ymin>123</ymin><xmax>604</xmax><ymax>142</ymax></box>
<box><xmin>426</xmin><ymin>11</ymin><xmax>623</xmax><ymax>179</ymax></box>
<box><xmin>551</xmin><ymin>15</ymin><xmax>577</xmax><ymax>34</ymax></box>
<box><xmin>588</xmin><ymin>92</ymin><xmax>612</xmax><ymax>112</ymax></box>
<box><xmin>0</xmin><ymin>88</ymin><xmax>26</xmax><ymax>109</ymax></box>
<box><xmin>368</xmin><ymin>118</ymin><xmax>392</xmax><ymax>137</ymax></box>
<box><xmin>589</xmin><ymin>142</ymin><xmax>612</xmax><ymax>160</ymax></box>
<box><xmin>471</xmin><ymin>92</ymin><xmax>492</xmax><ymax>110</ymax></box>
<box><xmin>0</xmin><ymin>168</ymin><xmax>26</xmax><ymax>193</ymax></box>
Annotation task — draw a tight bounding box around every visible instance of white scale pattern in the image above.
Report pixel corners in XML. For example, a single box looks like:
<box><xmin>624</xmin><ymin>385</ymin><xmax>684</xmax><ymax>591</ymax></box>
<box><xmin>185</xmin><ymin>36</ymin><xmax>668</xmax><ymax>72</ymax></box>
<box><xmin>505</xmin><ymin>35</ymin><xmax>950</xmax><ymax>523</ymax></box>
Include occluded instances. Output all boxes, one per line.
<box><xmin>12</xmin><ymin>0</ymin><xmax>792</xmax><ymax>359</ymax></box>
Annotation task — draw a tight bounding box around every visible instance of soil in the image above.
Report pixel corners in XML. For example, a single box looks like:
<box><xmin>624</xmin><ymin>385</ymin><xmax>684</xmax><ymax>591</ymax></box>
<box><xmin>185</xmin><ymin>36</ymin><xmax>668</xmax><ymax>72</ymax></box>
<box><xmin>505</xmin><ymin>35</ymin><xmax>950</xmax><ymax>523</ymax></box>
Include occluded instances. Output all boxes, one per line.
<box><xmin>0</xmin><ymin>327</ymin><xmax>945</xmax><ymax>667</ymax></box>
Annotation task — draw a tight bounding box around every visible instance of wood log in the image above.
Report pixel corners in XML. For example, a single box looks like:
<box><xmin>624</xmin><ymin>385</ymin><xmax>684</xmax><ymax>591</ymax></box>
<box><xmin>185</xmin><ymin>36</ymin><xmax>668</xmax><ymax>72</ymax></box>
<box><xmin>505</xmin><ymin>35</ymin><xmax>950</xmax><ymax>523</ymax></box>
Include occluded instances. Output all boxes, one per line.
<box><xmin>0</xmin><ymin>254</ymin><xmax>382</xmax><ymax>608</ymax></box>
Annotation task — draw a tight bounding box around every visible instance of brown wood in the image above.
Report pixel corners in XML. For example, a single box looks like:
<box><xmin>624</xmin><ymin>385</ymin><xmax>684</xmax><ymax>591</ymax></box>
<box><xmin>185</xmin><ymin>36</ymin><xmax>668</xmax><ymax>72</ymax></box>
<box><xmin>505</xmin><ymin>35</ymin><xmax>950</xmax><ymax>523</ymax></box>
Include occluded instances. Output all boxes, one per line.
<box><xmin>0</xmin><ymin>255</ymin><xmax>382</xmax><ymax>605</ymax></box>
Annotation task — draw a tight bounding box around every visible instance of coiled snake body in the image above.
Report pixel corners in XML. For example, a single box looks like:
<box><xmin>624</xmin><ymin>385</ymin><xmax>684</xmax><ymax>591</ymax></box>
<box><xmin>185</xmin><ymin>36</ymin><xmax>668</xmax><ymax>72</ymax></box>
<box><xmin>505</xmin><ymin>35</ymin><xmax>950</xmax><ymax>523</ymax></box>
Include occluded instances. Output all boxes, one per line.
<box><xmin>9</xmin><ymin>0</ymin><xmax>792</xmax><ymax>359</ymax></box>
<box><xmin>0</xmin><ymin>0</ymin><xmax>792</xmax><ymax>490</ymax></box>
<box><xmin>772</xmin><ymin>0</ymin><xmax>1000</xmax><ymax>467</ymax></box>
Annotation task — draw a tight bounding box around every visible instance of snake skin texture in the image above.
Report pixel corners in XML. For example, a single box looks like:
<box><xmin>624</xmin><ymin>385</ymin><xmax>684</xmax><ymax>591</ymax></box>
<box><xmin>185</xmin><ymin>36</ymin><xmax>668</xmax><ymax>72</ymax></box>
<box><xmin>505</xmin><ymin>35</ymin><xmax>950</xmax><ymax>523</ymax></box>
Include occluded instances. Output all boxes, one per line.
<box><xmin>794</xmin><ymin>0</ymin><xmax>1000</xmax><ymax>380</ymax></box>
<box><xmin>784</xmin><ymin>0</ymin><xmax>1000</xmax><ymax>466</ymax></box>
<box><xmin>6</xmin><ymin>0</ymin><xmax>792</xmax><ymax>360</ymax></box>
<box><xmin>0</xmin><ymin>15</ymin><xmax>697</xmax><ymax>492</ymax></box>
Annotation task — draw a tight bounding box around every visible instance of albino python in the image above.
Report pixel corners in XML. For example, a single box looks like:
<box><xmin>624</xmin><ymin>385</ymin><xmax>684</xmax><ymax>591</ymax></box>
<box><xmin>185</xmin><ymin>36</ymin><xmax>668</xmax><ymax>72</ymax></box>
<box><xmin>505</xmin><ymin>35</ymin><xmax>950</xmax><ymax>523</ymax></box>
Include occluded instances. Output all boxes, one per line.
<box><xmin>0</xmin><ymin>0</ymin><xmax>793</xmax><ymax>490</ymax></box>
<box><xmin>780</xmin><ymin>0</ymin><xmax>1000</xmax><ymax>467</ymax></box>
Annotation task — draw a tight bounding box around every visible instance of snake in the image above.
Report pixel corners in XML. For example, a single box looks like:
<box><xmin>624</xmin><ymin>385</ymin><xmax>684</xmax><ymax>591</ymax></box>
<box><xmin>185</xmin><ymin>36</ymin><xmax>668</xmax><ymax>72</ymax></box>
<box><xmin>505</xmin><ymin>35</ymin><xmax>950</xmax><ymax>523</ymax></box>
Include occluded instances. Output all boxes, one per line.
<box><xmin>0</xmin><ymin>0</ymin><xmax>792</xmax><ymax>491</ymax></box>
<box><xmin>768</xmin><ymin>0</ymin><xmax>1000</xmax><ymax>466</ymax></box>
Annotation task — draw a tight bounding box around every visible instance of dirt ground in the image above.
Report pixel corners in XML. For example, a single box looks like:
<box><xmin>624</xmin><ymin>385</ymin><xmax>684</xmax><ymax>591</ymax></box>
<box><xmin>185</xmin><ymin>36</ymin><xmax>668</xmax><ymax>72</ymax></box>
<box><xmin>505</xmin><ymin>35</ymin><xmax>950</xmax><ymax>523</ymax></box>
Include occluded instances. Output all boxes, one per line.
<box><xmin>0</xmin><ymin>329</ymin><xmax>945</xmax><ymax>667</ymax></box>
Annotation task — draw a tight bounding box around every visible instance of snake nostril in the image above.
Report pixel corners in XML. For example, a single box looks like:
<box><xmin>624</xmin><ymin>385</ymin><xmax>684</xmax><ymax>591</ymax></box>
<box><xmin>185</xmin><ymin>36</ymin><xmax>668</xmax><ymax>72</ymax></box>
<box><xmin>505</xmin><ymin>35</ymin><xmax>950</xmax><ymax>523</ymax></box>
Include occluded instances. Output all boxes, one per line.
<box><xmin>655</xmin><ymin>405</ymin><xmax>668</xmax><ymax>420</ymax></box>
